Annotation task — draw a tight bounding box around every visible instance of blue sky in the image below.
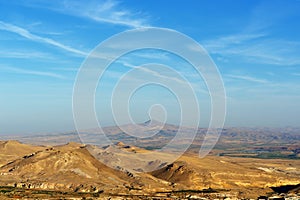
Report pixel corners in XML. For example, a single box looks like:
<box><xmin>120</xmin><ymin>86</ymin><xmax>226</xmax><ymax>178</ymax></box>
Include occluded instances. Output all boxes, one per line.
<box><xmin>0</xmin><ymin>0</ymin><xmax>300</xmax><ymax>134</ymax></box>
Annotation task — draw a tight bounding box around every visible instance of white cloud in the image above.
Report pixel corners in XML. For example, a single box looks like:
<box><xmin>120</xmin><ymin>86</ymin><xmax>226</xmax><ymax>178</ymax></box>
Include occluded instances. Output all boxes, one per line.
<box><xmin>226</xmin><ymin>74</ymin><xmax>268</xmax><ymax>84</ymax></box>
<box><xmin>203</xmin><ymin>33</ymin><xmax>266</xmax><ymax>50</ymax></box>
<box><xmin>132</xmin><ymin>51</ymin><xmax>170</xmax><ymax>60</ymax></box>
<box><xmin>26</xmin><ymin>0</ymin><xmax>150</xmax><ymax>28</ymax></box>
<box><xmin>116</xmin><ymin>60</ymin><xmax>189</xmax><ymax>85</ymax></box>
<box><xmin>203</xmin><ymin>33</ymin><xmax>300</xmax><ymax>66</ymax></box>
<box><xmin>67</xmin><ymin>0</ymin><xmax>150</xmax><ymax>28</ymax></box>
<box><xmin>0</xmin><ymin>21</ymin><xmax>87</xmax><ymax>56</ymax></box>
<box><xmin>3</xmin><ymin>66</ymin><xmax>66</xmax><ymax>79</ymax></box>
<box><xmin>0</xmin><ymin>50</ymin><xmax>53</xmax><ymax>59</ymax></box>
<box><xmin>115</xmin><ymin>60</ymin><xmax>209</xmax><ymax>94</ymax></box>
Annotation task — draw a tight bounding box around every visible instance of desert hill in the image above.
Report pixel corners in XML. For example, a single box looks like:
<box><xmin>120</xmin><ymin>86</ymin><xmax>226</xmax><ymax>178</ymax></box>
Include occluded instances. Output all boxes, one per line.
<box><xmin>151</xmin><ymin>161</ymin><xmax>205</xmax><ymax>186</ymax></box>
<box><xmin>0</xmin><ymin>141</ymin><xmax>172</xmax><ymax>195</ymax></box>
<box><xmin>0</xmin><ymin>140</ymin><xmax>44</xmax><ymax>167</ymax></box>
<box><xmin>0</xmin><ymin>140</ymin><xmax>299</xmax><ymax>199</ymax></box>
<box><xmin>151</xmin><ymin>154</ymin><xmax>300</xmax><ymax>198</ymax></box>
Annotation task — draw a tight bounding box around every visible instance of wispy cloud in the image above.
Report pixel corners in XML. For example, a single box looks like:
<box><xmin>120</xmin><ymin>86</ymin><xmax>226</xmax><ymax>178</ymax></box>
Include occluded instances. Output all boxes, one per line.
<box><xmin>0</xmin><ymin>50</ymin><xmax>53</xmax><ymax>59</ymax></box>
<box><xmin>201</xmin><ymin>1</ymin><xmax>300</xmax><ymax>66</ymax></box>
<box><xmin>203</xmin><ymin>33</ymin><xmax>300</xmax><ymax>66</ymax></box>
<box><xmin>23</xmin><ymin>0</ymin><xmax>149</xmax><ymax>28</ymax></box>
<box><xmin>132</xmin><ymin>51</ymin><xmax>170</xmax><ymax>60</ymax></box>
<box><xmin>203</xmin><ymin>33</ymin><xmax>266</xmax><ymax>50</ymax></box>
<box><xmin>3</xmin><ymin>66</ymin><xmax>66</xmax><ymax>79</ymax></box>
<box><xmin>77</xmin><ymin>2</ymin><xmax>149</xmax><ymax>28</ymax></box>
<box><xmin>226</xmin><ymin>74</ymin><xmax>269</xmax><ymax>84</ymax></box>
<box><xmin>0</xmin><ymin>21</ymin><xmax>87</xmax><ymax>56</ymax></box>
<box><xmin>115</xmin><ymin>60</ymin><xmax>208</xmax><ymax>94</ymax></box>
<box><xmin>245</xmin><ymin>0</ymin><xmax>300</xmax><ymax>32</ymax></box>
<box><xmin>118</xmin><ymin>60</ymin><xmax>188</xmax><ymax>85</ymax></box>
<box><xmin>50</xmin><ymin>67</ymin><xmax>79</xmax><ymax>72</ymax></box>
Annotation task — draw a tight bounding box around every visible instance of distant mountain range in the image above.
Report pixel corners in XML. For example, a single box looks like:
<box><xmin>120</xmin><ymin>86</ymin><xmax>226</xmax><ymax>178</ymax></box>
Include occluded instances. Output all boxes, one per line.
<box><xmin>1</xmin><ymin>121</ymin><xmax>299</xmax><ymax>159</ymax></box>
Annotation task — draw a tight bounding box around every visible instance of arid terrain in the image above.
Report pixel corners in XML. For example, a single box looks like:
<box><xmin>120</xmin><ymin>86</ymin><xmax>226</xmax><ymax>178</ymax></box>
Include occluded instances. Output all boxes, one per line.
<box><xmin>0</xmin><ymin>122</ymin><xmax>299</xmax><ymax>199</ymax></box>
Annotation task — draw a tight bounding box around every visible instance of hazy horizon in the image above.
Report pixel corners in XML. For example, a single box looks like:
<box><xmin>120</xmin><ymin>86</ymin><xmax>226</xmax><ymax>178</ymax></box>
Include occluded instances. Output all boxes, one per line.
<box><xmin>2</xmin><ymin>119</ymin><xmax>300</xmax><ymax>137</ymax></box>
